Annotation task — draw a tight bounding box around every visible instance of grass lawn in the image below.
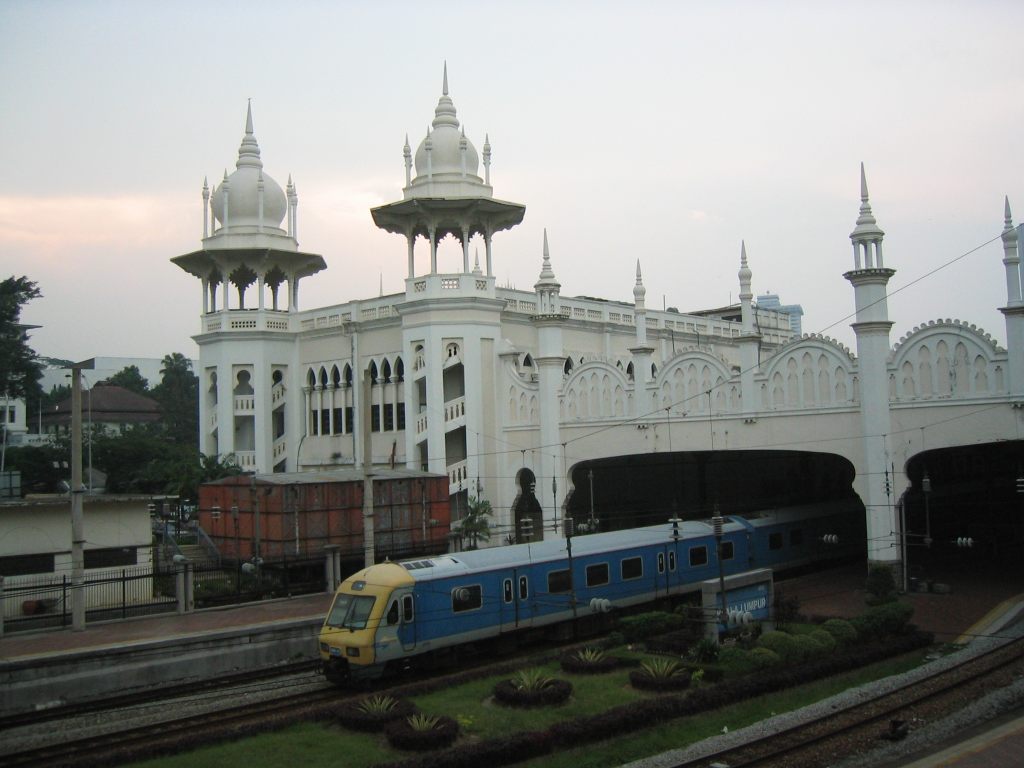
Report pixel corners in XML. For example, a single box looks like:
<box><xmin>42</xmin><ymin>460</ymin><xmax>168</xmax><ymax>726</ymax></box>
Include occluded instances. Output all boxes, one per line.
<box><xmin>131</xmin><ymin>650</ymin><xmax>926</xmax><ymax>768</ymax></box>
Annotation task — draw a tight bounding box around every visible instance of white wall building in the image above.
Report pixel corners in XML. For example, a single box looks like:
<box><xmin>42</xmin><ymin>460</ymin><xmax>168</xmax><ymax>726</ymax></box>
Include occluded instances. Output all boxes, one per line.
<box><xmin>172</xmin><ymin>74</ymin><xmax>1024</xmax><ymax>569</ymax></box>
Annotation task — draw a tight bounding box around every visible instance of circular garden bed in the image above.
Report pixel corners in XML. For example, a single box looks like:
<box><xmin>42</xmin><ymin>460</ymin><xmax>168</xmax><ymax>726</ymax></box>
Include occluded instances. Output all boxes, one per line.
<box><xmin>385</xmin><ymin>714</ymin><xmax>460</xmax><ymax>751</ymax></box>
<box><xmin>493</xmin><ymin>678</ymin><xmax>574</xmax><ymax>707</ymax></box>
<box><xmin>336</xmin><ymin>695</ymin><xmax>418</xmax><ymax>732</ymax></box>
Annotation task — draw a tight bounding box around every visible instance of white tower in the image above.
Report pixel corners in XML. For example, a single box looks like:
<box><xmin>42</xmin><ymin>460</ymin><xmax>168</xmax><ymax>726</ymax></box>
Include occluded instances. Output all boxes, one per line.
<box><xmin>371</xmin><ymin>67</ymin><xmax>526</xmax><ymax>507</ymax></box>
<box><xmin>172</xmin><ymin>103</ymin><xmax>326</xmax><ymax>472</ymax></box>
<box><xmin>843</xmin><ymin>164</ymin><xmax>897</xmax><ymax>568</ymax></box>
<box><xmin>1000</xmin><ymin>197</ymin><xmax>1024</xmax><ymax>395</ymax></box>
<box><xmin>737</xmin><ymin>241</ymin><xmax>760</xmax><ymax>416</ymax></box>
<box><xmin>532</xmin><ymin>230</ymin><xmax>566</xmax><ymax>535</ymax></box>
<box><xmin>629</xmin><ymin>262</ymin><xmax>655</xmax><ymax>415</ymax></box>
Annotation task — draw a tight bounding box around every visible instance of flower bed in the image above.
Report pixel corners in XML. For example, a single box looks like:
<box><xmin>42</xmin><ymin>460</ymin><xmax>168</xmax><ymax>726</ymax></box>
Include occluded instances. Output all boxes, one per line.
<box><xmin>336</xmin><ymin>695</ymin><xmax>417</xmax><ymax>732</ymax></box>
<box><xmin>559</xmin><ymin>650</ymin><xmax>620</xmax><ymax>675</ymax></box>
<box><xmin>385</xmin><ymin>714</ymin><xmax>459</xmax><ymax>751</ymax></box>
<box><xmin>493</xmin><ymin>678</ymin><xmax>574</xmax><ymax>707</ymax></box>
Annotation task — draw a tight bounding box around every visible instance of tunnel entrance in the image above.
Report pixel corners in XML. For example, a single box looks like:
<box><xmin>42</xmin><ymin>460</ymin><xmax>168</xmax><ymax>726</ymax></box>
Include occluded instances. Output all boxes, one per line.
<box><xmin>565</xmin><ymin>449</ymin><xmax>861</xmax><ymax>532</ymax></box>
<box><xmin>903</xmin><ymin>439</ymin><xmax>1024</xmax><ymax>576</ymax></box>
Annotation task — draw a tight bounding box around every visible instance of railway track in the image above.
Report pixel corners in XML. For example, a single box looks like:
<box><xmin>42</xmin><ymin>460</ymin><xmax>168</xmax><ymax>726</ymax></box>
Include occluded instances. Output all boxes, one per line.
<box><xmin>674</xmin><ymin>635</ymin><xmax>1024</xmax><ymax>768</ymax></box>
<box><xmin>8</xmin><ymin>632</ymin><xmax>1022</xmax><ymax>768</ymax></box>
<box><xmin>2</xmin><ymin>685</ymin><xmax>346</xmax><ymax>768</ymax></box>
<box><xmin>0</xmin><ymin>659</ymin><xmax>319</xmax><ymax>732</ymax></box>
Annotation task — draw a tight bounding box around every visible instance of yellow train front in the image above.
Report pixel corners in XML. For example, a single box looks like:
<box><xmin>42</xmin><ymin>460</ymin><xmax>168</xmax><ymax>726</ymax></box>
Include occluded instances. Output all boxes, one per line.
<box><xmin>318</xmin><ymin>562</ymin><xmax>415</xmax><ymax>683</ymax></box>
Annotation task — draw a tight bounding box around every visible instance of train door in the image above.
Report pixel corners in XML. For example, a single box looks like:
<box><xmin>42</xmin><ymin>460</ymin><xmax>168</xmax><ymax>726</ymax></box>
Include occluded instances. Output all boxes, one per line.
<box><xmin>396</xmin><ymin>589</ymin><xmax>416</xmax><ymax>652</ymax></box>
<box><xmin>517</xmin><ymin>572</ymin><xmax>534</xmax><ymax>627</ymax></box>
<box><xmin>500</xmin><ymin>574</ymin><xmax>517</xmax><ymax>632</ymax></box>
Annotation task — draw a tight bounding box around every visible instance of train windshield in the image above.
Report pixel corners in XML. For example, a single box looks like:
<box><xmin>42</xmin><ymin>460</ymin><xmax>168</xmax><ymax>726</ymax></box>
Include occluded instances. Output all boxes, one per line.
<box><xmin>326</xmin><ymin>594</ymin><xmax>376</xmax><ymax>630</ymax></box>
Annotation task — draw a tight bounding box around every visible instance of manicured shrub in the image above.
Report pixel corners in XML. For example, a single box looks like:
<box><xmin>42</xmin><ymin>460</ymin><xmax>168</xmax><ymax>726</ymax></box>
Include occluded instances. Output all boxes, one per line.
<box><xmin>809</xmin><ymin>628</ymin><xmax>837</xmax><ymax>653</ymax></box>
<box><xmin>385</xmin><ymin>713</ymin><xmax>459</xmax><ymax>751</ymax></box>
<box><xmin>757</xmin><ymin>630</ymin><xmax>799</xmax><ymax>662</ymax></box>
<box><xmin>616</xmin><ymin>611</ymin><xmax>684</xmax><ymax>642</ymax></box>
<box><xmin>772</xmin><ymin>591</ymin><xmax>801</xmax><ymax>628</ymax></box>
<box><xmin>791</xmin><ymin>633</ymin><xmax>826</xmax><ymax>662</ymax></box>
<box><xmin>748</xmin><ymin>646</ymin><xmax>781</xmax><ymax>669</ymax></box>
<box><xmin>821</xmin><ymin>618</ymin><xmax>858</xmax><ymax>647</ymax></box>
<box><xmin>857</xmin><ymin>601</ymin><xmax>914</xmax><ymax>638</ymax></box>
<box><xmin>865</xmin><ymin>563</ymin><xmax>898</xmax><ymax>605</ymax></box>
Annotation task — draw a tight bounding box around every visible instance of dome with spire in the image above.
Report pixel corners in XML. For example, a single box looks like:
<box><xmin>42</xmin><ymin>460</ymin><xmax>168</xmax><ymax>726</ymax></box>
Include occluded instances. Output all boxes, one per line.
<box><xmin>407</xmin><ymin>64</ymin><xmax>489</xmax><ymax>197</ymax></box>
<box><xmin>210</xmin><ymin>103</ymin><xmax>288</xmax><ymax>232</ymax></box>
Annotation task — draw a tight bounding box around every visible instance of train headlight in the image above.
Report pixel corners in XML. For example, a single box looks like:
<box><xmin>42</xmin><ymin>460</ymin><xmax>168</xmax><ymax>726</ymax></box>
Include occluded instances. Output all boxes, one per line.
<box><xmin>345</xmin><ymin>646</ymin><xmax>361</xmax><ymax>658</ymax></box>
<box><xmin>319</xmin><ymin>642</ymin><xmax>329</xmax><ymax>653</ymax></box>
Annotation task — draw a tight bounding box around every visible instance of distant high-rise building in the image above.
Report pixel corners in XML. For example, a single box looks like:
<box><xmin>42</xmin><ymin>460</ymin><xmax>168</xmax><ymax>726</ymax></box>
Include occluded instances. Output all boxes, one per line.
<box><xmin>756</xmin><ymin>293</ymin><xmax>804</xmax><ymax>336</ymax></box>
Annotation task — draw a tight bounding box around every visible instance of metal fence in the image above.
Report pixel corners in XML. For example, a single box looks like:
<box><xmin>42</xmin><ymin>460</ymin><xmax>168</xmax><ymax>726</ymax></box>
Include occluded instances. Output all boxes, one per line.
<box><xmin>1</xmin><ymin>555</ymin><xmax>328</xmax><ymax>634</ymax></box>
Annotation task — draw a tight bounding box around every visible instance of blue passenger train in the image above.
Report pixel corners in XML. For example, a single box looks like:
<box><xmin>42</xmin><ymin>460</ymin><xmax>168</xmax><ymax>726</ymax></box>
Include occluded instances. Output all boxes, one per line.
<box><xmin>318</xmin><ymin>501</ymin><xmax>864</xmax><ymax>682</ymax></box>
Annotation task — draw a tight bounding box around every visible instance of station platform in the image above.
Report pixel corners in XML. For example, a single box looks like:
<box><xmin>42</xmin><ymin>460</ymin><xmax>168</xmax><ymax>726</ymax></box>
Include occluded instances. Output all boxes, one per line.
<box><xmin>0</xmin><ymin>592</ymin><xmax>334</xmax><ymax>716</ymax></box>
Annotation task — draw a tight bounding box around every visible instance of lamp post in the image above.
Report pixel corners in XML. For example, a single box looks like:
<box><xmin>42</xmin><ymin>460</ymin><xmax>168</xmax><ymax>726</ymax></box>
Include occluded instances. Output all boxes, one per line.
<box><xmin>65</xmin><ymin>373</ymin><xmax>93</xmax><ymax>491</ymax></box>
<box><xmin>68</xmin><ymin>358</ymin><xmax>94</xmax><ymax>631</ymax></box>
<box><xmin>922</xmin><ymin>471</ymin><xmax>932</xmax><ymax>548</ymax></box>
<box><xmin>713</xmin><ymin>506</ymin><xmax>729</xmax><ymax>626</ymax></box>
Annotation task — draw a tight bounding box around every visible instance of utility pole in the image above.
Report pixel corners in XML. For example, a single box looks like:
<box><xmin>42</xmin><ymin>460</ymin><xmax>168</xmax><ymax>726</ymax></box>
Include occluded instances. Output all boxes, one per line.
<box><xmin>69</xmin><ymin>358</ymin><xmax>94</xmax><ymax>631</ymax></box>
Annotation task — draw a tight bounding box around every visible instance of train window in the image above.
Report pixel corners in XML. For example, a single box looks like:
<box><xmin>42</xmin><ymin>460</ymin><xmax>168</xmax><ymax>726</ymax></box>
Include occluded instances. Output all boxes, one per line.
<box><xmin>586</xmin><ymin>563</ymin><xmax>609</xmax><ymax>587</ymax></box>
<box><xmin>668</xmin><ymin>551</ymin><xmax>676</xmax><ymax>571</ymax></box>
<box><xmin>657</xmin><ymin>552</ymin><xmax>666</xmax><ymax>574</ymax></box>
<box><xmin>386</xmin><ymin>601</ymin><xmax>400</xmax><ymax>626</ymax></box>
<box><xmin>621</xmin><ymin>556</ymin><xmax>643</xmax><ymax>581</ymax></box>
<box><xmin>769</xmin><ymin>532</ymin><xmax>784</xmax><ymax>550</ymax></box>
<box><xmin>519</xmin><ymin>575</ymin><xmax>529</xmax><ymax>600</ymax></box>
<box><xmin>689</xmin><ymin>546</ymin><xmax>708</xmax><ymax>567</ymax></box>
<box><xmin>721</xmin><ymin>541</ymin><xmax>734</xmax><ymax>560</ymax></box>
<box><xmin>452</xmin><ymin>585</ymin><xmax>482</xmax><ymax>613</ymax></box>
<box><xmin>548</xmin><ymin>569</ymin><xmax>572</xmax><ymax>594</ymax></box>
<box><xmin>503</xmin><ymin>578</ymin><xmax>513</xmax><ymax>603</ymax></box>
<box><xmin>790</xmin><ymin>529</ymin><xmax>804</xmax><ymax>547</ymax></box>
<box><xmin>402</xmin><ymin>595</ymin><xmax>414</xmax><ymax>622</ymax></box>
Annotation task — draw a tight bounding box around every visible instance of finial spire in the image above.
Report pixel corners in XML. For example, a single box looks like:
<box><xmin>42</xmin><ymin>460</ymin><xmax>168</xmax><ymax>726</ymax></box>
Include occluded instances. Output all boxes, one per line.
<box><xmin>860</xmin><ymin>161</ymin><xmax>869</xmax><ymax>203</ymax></box>
<box><xmin>740</xmin><ymin>240</ymin><xmax>748</xmax><ymax>268</ymax></box>
<box><xmin>443</xmin><ymin>61</ymin><xmax>449</xmax><ymax>96</ymax></box>
<box><xmin>1005</xmin><ymin>195</ymin><xmax>1014</xmax><ymax>231</ymax></box>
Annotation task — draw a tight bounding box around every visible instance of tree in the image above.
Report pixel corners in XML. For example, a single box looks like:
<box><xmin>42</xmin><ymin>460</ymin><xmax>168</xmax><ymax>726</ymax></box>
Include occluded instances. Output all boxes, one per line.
<box><xmin>0</xmin><ymin>276</ymin><xmax>43</xmax><ymax>402</ymax></box>
<box><xmin>105</xmin><ymin>365</ymin><xmax>149</xmax><ymax>394</ymax></box>
<box><xmin>152</xmin><ymin>353</ymin><xmax>198</xmax><ymax>446</ymax></box>
<box><xmin>460</xmin><ymin>496</ymin><xmax>493</xmax><ymax>550</ymax></box>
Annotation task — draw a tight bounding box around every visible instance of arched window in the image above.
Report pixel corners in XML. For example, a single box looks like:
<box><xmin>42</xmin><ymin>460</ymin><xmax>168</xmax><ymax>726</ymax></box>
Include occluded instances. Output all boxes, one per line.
<box><xmin>626</xmin><ymin>362</ymin><xmax>634</xmax><ymax>381</ymax></box>
<box><xmin>563</xmin><ymin>357</ymin><xmax>573</xmax><ymax>376</ymax></box>
<box><xmin>395</xmin><ymin>357</ymin><xmax>405</xmax><ymax>382</ymax></box>
<box><xmin>369</xmin><ymin>360</ymin><xmax>379</xmax><ymax>385</ymax></box>
<box><xmin>382</xmin><ymin>359</ymin><xmax>392</xmax><ymax>384</ymax></box>
<box><xmin>331</xmin><ymin>366</ymin><xmax>341</xmax><ymax>387</ymax></box>
<box><xmin>343</xmin><ymin>364</ymin><xmax>353</xmax><ymax>386</ymax></box>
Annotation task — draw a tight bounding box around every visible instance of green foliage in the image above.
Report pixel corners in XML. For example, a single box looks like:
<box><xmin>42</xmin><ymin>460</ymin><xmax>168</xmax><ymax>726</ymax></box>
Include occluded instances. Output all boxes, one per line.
<box><xmin>356</xmin><ymin>695</ymin><xmax>398</xmax><ymax>715</ymax></box>
<box><xmin>689</xmin><ymin>667</ymin><xmax>705</xmax><ymax>687</ymax></box>
<box><xmin>821</xmin><ymin>618</ymin><xmax>859</xmax><ymax>647</ymax></box>
<box><xmin>512</xmin><ymin>668</ymin><xmax>555</xmax><ymax>692</ymax></box>
<box><xmin>854</xmin><ymin>601</ymin><xmax>915</xmax><ymax>639</ymax></box>
<box><xmin>0</xmin><ymin>276</ymin><xmax>43</xmax><ymax>402</ymax></box>
<box><xmin>690</xmin><ymin>637</ymin><xmax>720</xmax><ymax>663</ymax></box>
<box><xmin>459</xmin><ymin>496</ymin><xmax>493</xmax><ymax>549</ymax></box>
<box><xmin>152</xmin><ymin>353</ymin><xmax>199</xmax><ymax>446</ymax></box>
<box><xmin>639</xmin><ymin>657</ymin><xmax>683</xmax><ymax>679</ymax></box>
<box><xmin>865</xmin><ymin>563</ymin><xmax>898</xmax><ymax>605</ymax></box>
<box><xmin>616</xmin><ymin>611</ymin><xmax>684</xmax><ymax>641</ymax></box>
<box><xmin>757</xmin><ymin>630</ymin><xmax>799</xmax><ymax>663</ymax></box>
<box><xmin>791</xmin><ymin>634</ymin><xmax>826</xmax><ymax>662</ymax></box>
<box><xmin>748</xmin><ymin>646</ymin><xmax>782</xmax><ymax>669</ymax></box>
<box><xmin>405</xmin><ymin>713</ymin><xmax>442</xmax><ymax>732</ymax></box>
<box><xmin>4</xmin><ymin>441</ymin><xmax>69</xmax><ymax>493</ymax></box>
<box><xmin>574</xmin><ymin>647</ymin><xmax>608</xmax><ymax>664</ymax></box>
<box><xmin>809</xmin><ymin>628</ymin><xmax>837</xmax><ymax>653</ymax></box>
<box><xmin>104</xmin><ymin>365</ymin><xmax>150</xmax><ymax>394</ymax></box>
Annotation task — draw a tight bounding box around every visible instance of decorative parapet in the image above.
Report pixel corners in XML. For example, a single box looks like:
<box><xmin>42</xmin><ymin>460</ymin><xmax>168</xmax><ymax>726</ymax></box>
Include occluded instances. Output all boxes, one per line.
<box><xmin>893</xmin><ymin>319</ymin><xmax>1005</xmax><ymax>355</ymax></box>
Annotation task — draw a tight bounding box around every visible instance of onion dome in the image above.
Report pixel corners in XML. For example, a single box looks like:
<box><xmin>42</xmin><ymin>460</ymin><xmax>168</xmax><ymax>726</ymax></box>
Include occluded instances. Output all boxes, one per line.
<box><xmin>211</xmin><ymin>102</ymin><xmax>288</xmax><ymax>231</ymax></box>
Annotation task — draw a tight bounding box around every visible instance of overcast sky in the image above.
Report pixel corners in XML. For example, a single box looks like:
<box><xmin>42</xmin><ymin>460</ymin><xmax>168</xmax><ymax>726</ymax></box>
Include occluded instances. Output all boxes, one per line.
<box><xmin>1</xmin><ymin>0</ymin><xmax>1021</xmax><ymax>365</ymax></box>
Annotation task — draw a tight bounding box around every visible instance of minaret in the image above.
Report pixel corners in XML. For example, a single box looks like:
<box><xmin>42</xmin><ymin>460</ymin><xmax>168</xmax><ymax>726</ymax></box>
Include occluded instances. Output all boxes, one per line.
<box><xmin>1000</xmin><ymin>197</ymin><xmax>1024</xmax><ymax>394</ymax></box>
<box><xmin>737</xmin><ymin>242</ymin><xmax>761</xmax><ymax>415</ymax></box>
<box><xmin>171</xmin><ymin>104</ymin><xmax>326</xmax><ymax>474</ymax></box>
<box><xmin>843</xmin><ymin>164</ymin><xmax>897</xmax><ymax>569</ymax></box>
<box><xmin>532</xmin><ymin>230</ymin><xmax>565</xmax><ymax>537</ymax></box>
<box><xmin>629</xmin><ymin>263</ymin><xmax>656</xmax><ymax>409</ymax></box>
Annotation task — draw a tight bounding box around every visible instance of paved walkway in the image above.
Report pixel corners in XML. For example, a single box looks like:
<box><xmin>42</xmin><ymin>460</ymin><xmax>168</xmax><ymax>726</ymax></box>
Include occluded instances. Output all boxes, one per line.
<box><xmin>0</xmin><ymin>592</ymin><xmax>333</xmax><ymax>661</ymax></box>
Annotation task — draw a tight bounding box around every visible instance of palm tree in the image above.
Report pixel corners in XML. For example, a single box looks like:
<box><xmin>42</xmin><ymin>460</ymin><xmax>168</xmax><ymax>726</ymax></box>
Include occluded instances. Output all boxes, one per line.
<box><xmin>460</xmin><ymin>496</ymin><xmax>493</xmax><ymax>550</ymax></box>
